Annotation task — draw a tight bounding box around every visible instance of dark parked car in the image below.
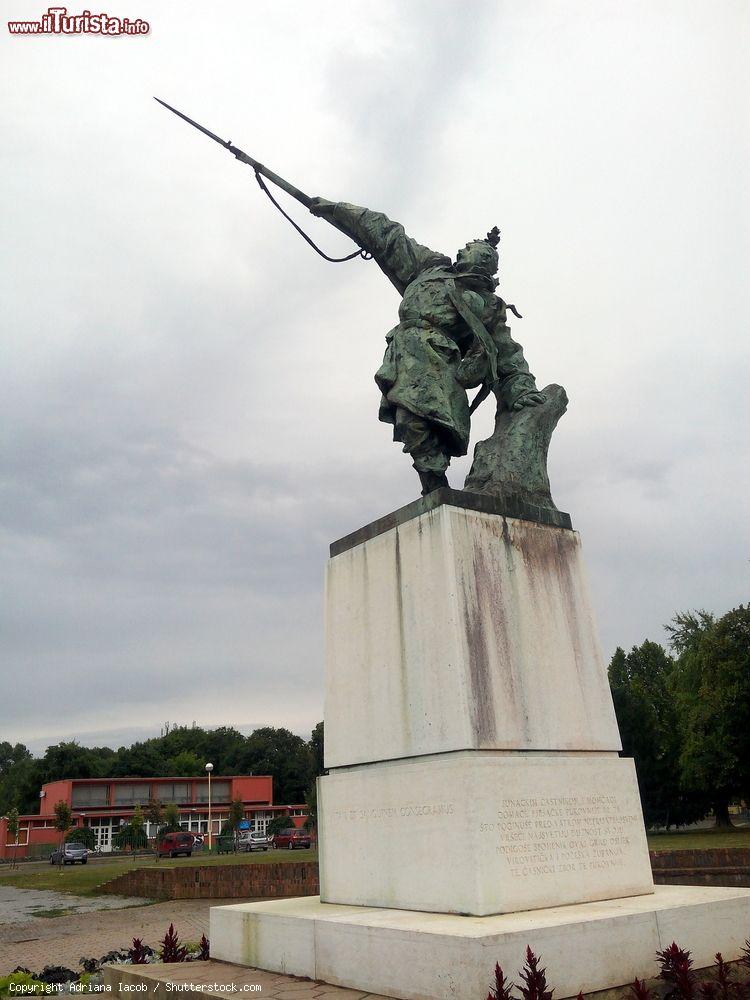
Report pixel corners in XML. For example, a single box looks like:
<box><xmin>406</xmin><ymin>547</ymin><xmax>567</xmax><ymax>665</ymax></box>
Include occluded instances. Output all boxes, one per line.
<box><xmin>272</xmin><ymin>827</ymin><xmax>311</xmax><ymax>850</ymax></box>
<box><xmin>50</xmin><ymin>843</ymin><xmax>89</xmax><ymax>865</ymax></box>
<box><xmin>157</xmin><ymin>831</ymin><xmax>195</xmax><ymax>858</ymax></box>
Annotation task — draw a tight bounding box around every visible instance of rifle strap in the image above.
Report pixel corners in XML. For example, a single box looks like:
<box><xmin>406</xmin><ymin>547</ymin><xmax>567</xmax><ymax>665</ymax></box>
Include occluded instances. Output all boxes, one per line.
<box><xmin>446</xmin><ymin>280</ymin><xmax>499</xmax><ymax>384</ymax></box>
<box><xmin>254</xmin><ymin>170</ymin><xmax>372</xmax><ymax>264</ymax></box>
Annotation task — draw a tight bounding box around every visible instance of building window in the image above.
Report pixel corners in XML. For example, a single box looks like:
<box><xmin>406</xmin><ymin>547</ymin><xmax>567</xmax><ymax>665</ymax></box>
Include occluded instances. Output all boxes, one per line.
<box><xmin>194</xmin><ymin>780</ymin><xmax>230</xmax><ymax>804</ymax></box>
<box><xmin>157</xmin><ymin>782</ymin><xmax>190</xmax><ymax>804</ymax></box>
<box><xmin>114</xmin><ymin>783</ymin><xmax>151</xmax><ymax>806</ymax></box>
<box><xmin>72</xmin><ymin>785</ymin><xmax>109</xmax><ymax>808</ymax></box>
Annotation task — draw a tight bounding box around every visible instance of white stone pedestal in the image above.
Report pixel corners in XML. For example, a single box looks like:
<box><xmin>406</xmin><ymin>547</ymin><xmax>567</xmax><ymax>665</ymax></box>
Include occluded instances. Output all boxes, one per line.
<box><xmin>324</xmin><ymin>503</ymin><xmax>620</xmax><ymax>769</ymax></box>
<box><xmin>319</xmin><ymin>500</ymin><xmax>653</xmax><ymax>917</ymax></box>
<box><xmin>318</xmin><ymin>751</ymin><xmax>653</xmax><ymax>916</ymax></box>
<box><xmin>210</xmin><ymin>886</ymin><xmax>750</xmax><ymax>1000</ymax></box>
<box><xmin>210</xmin><ymin>492</ymin><xmax>750</xmax><ymax>997</ymax></box>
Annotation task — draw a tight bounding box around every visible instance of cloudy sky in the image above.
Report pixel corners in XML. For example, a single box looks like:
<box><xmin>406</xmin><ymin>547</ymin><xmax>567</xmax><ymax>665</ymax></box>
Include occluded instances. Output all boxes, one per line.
<box><xmin>2</xmin><ymin>1</ymin><xmax>748</xmax><ymax>754</ymax></box>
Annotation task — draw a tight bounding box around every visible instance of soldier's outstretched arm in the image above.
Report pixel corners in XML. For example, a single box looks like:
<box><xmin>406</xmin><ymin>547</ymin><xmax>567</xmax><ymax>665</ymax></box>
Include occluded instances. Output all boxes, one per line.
<box><xmin>309</xmin><ymin>198</ymin><xmax>449</xmax><ymax>295</ymax></box>
<box><xmin>492</xmin><ymin>304</ymin><xmax>546</xmax><ymax>411</ymax></box>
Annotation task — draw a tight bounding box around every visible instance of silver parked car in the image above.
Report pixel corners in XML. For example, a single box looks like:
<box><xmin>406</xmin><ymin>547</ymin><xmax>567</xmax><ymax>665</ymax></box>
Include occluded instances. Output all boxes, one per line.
<box><xmin>237</xmin><ymin>831</ymin><xmax>272</xmax><ymax>852</ymax></box>
<box><xmin>50</xmin><ymin>842</ymin><xmax>89</xmax><ymax>865</ymax></box>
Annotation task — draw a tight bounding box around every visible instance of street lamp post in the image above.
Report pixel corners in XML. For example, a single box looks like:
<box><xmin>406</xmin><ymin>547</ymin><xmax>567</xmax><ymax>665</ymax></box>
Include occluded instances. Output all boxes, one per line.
<box><xmin>205</xmin><ymin>763</ymin><xmax>214</xmax><ymax>852</ymax></box>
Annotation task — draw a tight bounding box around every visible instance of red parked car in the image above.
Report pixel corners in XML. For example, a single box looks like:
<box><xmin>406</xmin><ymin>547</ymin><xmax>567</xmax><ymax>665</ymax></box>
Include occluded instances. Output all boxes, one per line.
<box><xmin>272</xmin><ymin>827</ymin><xmax>311</xmax><ymax>850</ymax></box>
<box><xmin>157</xmin><ymin>831</ymin><xmax>195</xmax><ymax>858</ymax></box>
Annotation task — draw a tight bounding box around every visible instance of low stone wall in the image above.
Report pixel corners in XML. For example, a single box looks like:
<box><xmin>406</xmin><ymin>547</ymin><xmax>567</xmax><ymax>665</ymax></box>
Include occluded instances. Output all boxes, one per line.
<box><xmin>100</xmin><ymin>851</ymin><xmax>749</xmax><ymax>900</ymax></box>
<box><xmin>650</xmin><ymin>848</ymin><xmax>750</xmax><ymax>887</ymax></box>
<box><xmin>100</xmin><ymin>861</ymin><xmax>319</xmax><ymax>900</ymax></box>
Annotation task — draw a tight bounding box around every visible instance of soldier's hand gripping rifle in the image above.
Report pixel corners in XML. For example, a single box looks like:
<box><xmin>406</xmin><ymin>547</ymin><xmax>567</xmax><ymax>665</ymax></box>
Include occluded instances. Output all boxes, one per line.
<box><xmin>154</xmin><ymin>98</ymin><xmax>371</xmax><ymax>263</ymax></box>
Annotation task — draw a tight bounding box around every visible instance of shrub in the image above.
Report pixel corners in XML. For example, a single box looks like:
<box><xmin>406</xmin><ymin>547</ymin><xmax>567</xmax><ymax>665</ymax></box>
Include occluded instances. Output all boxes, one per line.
<box><xmin>159</xmin><ymin>923</ymin><xmax>187</xmax><ymax>963</ymax></box>
<box><xmin>129</xmin><ymin>938</ymin><xmax>151</xmax><ymax>965</ymax></box>
<box><xmin>518</xmin><ymin>947</ymin><xmax>553</xmax><ymax>1000</ymax></box>
<box><xmin>485</xmin><ymin>940</ymin><xmax>750</xmax><ymax>1000</ymax></box>
<box><xmin>66</xmin><ymin>827</ymin><xmax>95</xmax><ymax>849</ymax></box>
<box><xmin>658</xmin><ymin>942</ymin><xmax>696</xmax><ymax>1000</ymax></box>
<box><xmin>113</xmin><ymin>824</ymin><xmax>148</xmax><ymax>850</ymax></box>
<box><xmin>266</xmin><ymin>816</ymin><xmax>289</xmax><ymax>838</ymax></box>
<box><xmin>35</xmin><ymin>966</ymin><xmax>79</xmax><ymax>985</ymax></box>
<box><xmin>0</xmin><ymin>972</ymin><xmax>47</xmax><ymax>997</ymax></box>
<box><xmin>487</xmin><ymin>961</ymin><xmax>514</xmax><ymax>1000</ymax></box>
<box><xmin>631</xmin><ymin>978</ymin><xmax>654</xmax><ymax>1000</ymax></box>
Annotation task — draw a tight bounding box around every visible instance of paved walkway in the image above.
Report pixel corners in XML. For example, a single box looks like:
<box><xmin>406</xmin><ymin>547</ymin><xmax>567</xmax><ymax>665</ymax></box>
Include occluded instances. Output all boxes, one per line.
<box><xmin>0</xmin><ymin>897</ymin><xmax>216</xmax><ymax>974</ymax></box>
<box><xmin>0</xmin><ymin>885</ymin><xmax>145</xmax><ymax>923</ymax></box>
<box><xmin>0</xmin><ymin>898</ymin><xmax>394</xmax><ymax>998</ymax></box>
<box><xmin>111</xmin><ymin>959</ymin><xmax>394</xmax><ymax>999</ymax></box>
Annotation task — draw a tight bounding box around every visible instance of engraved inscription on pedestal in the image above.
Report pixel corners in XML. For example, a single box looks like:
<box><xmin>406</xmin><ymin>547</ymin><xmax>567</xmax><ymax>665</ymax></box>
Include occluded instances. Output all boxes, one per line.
<box><xmin>332</xmin><ymin>801</ymin><xmax>456</xmax><ymax>823</ymax></box>
<box><xmin>318</xmin><ymin>752</ymin><xmax>654</xmax><ymax>916</ymax></box>
<box><xmin>485</xmin><ymin>793</ymin><xmax>641</xmax><ymax>880</ymax></box>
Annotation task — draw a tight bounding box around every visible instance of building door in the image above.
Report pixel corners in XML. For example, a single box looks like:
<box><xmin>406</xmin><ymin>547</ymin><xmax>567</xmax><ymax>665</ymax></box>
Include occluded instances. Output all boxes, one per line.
<box><xmin>91</xmin><ymin>821</ymin><xmax>112</xmax><ymax>852</ymax></box>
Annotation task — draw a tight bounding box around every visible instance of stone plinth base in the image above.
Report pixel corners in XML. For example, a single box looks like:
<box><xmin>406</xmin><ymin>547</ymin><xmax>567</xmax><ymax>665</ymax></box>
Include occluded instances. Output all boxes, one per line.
<box><xmin>325</xmin><ymin>504</ymin><xmax>620</xmax><ymax>770</ymax></box>
<box><xmin>319</xmin><ymin>751</ymin><xmax>653</xmax><ymax>915</ymax></box>
<box><xmin>210</xmin><ymin>886</ymin><xmax>750</xmax><ymax>1000</ymax></box>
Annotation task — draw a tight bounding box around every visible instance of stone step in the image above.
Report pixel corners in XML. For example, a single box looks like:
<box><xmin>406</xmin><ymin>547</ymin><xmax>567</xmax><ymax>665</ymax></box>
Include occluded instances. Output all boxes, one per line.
<box><xmin>209</xmin><ymin>887</ymin><xmax>750</xmax><ymax>1000</ymax></box>
<box><xmin>102</xmin><ymin>958</ymin><xmax>394</xmax><ymax>998</ymax></box>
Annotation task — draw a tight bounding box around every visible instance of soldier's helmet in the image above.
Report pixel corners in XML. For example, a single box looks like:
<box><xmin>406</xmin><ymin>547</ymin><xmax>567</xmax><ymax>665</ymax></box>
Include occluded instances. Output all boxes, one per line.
<box><xmin>455</xmin><ymin>227</ymin><xmax>500</xmax><ymax>275</ymax></box>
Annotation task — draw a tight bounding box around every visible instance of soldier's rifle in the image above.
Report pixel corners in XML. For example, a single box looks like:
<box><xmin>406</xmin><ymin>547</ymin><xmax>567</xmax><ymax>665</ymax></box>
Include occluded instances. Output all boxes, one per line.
<box><xmin>153</xmin><ymin>97</ymin><xmax>370</xmax><ymax>262</ymax></box>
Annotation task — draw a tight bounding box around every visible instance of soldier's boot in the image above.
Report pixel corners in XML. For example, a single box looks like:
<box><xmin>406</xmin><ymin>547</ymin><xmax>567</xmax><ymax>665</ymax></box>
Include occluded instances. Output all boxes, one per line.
<box><xmin>417</xmin><ymin>470</ymin><xmax>449</xmax><ymax>496</ymax></box>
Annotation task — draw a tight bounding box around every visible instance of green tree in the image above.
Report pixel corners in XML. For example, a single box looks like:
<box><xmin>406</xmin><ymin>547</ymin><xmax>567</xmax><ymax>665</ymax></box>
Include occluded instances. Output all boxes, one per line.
<box><xmin>0</xmin><ymin>756</ymin><xmax>45</xmax><ymax>815</ymax></box>
<box><xmin>113</xmin><ymin>823</ymin><xmax>144</xmax><ymax>850</ymax></box>
<box><xmin>304</xmin><ymin>723</ymin><xmax>324</xmax><ymax>837</ymax></box>
<box><xmin>144</xmin><ymin>798</ymin><xmax>164</xmax><ymax>861</ymax></box>
<box><xmin>66</xmin><ymin>825</ymin><xmax>95</xmax><ymax>849</ymax></box>
<box><xmin>167</xmin><ymin>751</ymin><xmax>204</xmax><ymax>776</ymax></box>
<box><xmin>608</xmin><ymin>640</ymin><xmax>705</xmax><ymax>828</ymax></box>
<box><xmin>266</xmin><ymin>815</ymin><xmax>289</xmax><ymax>839</ymax></box>
<box><xmin>53</xmin><ymin>800</ymin><xmax>73</xmax><ymax>871</ymax></box>
<box><xmin>131</xmin><ymin>804</ymin><xmax>145</xmax><ymax>844</ymax></box>
<box><xmin>6</xmin><ymin>807</ymin><xmax>20</xmax><ymax>870</ymax></box>
<box><xmin>228</xmin><ymin>798</ymin><xmax>245</xmax><ymax>852</ymax></box>
<box><xmin>114</xmin><ymin>805</ymin><xmax>147</xmax><ymax>852</ymax></box>
<box><xmin>665</xmin><ymin>610</ymin><xmax>716</xmax><ymax>655</ymax></box>
<box><xmin>111</xmin><ymin>743</ymin><xmax>168</xmax><ymax>778</ymax></box>
<box><xmin>40</xmin><ymin>741</ymin><xmax>115</xmax><ymax>782</ymax></box>
<box><xmin>156</xmin><ymin>725</ymin><xmax>245</xmax><ymax>774</ymax></box>
<box><xmin>304</xmin><ymin>783</ymin><xmax>317</xmax><ymax>835</ymax></box>
<box><xmin>309</xmin><ymin>722</ymin><xmax>324</xmax><ymax>778</ymax></box>
<box><xmin>161</xmin><ymin>802</ymin><xmax>182</xmax><ymax>834</ymax></box>
<box><xmin>671</xmin><ymin>605</ymin><xmax>750</xmax><ymax>827</ymax></box>
<box><xmin>0</xmin><ymin>742</ymin><xmax>31</xmax><ymax>776</ymax></box>
<box><xmin>238</xmin><ymin>727</ymin><xmax>312</xmax><ymax>804</ymax></box>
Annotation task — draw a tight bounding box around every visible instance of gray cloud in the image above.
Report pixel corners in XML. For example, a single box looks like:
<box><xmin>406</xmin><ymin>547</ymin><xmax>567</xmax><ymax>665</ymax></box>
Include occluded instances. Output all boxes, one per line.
<box><xmin>1</xmin><ymin>0</ymin><xmax>748</xmax><ymax>750</ymax></box>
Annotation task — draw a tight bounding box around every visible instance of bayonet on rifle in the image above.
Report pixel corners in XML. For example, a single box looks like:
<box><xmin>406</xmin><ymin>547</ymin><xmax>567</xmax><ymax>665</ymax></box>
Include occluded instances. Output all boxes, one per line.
<box><xmin>154</xmin><ymin>97</ymin><xmax>313</xmax><ymax>209</ymax></box>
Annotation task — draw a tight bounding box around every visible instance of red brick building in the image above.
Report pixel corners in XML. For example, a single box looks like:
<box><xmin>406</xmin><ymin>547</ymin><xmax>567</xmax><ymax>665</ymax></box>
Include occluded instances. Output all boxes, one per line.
<box><xmin>0</xmin><ymin>775</ymin><xmax>308</xmax><ymax>859</ymax></box>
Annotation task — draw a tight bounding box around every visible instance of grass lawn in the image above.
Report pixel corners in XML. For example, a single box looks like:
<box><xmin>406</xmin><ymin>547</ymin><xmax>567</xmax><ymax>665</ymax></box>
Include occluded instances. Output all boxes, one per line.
<box><xmin>647</xmin><ymin>827</ymin><xmax>750</xmax><ymax>851</ymax></box>
<box><xmin>0</xmin><ymin>848</ymin><xmax>317</xmax><ymax>897</ymax></box>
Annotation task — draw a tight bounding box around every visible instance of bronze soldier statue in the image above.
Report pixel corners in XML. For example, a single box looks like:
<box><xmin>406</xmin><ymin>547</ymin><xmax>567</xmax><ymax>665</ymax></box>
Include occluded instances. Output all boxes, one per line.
<box><xmin>155</xmin><ymin>99</ymin><xmax>566</xmax><ymax>506</ymax></box>
<box><xmin>309</xmin><ymin>199</ymin><xmax>546</xmax><ymax>495</ymax></box>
